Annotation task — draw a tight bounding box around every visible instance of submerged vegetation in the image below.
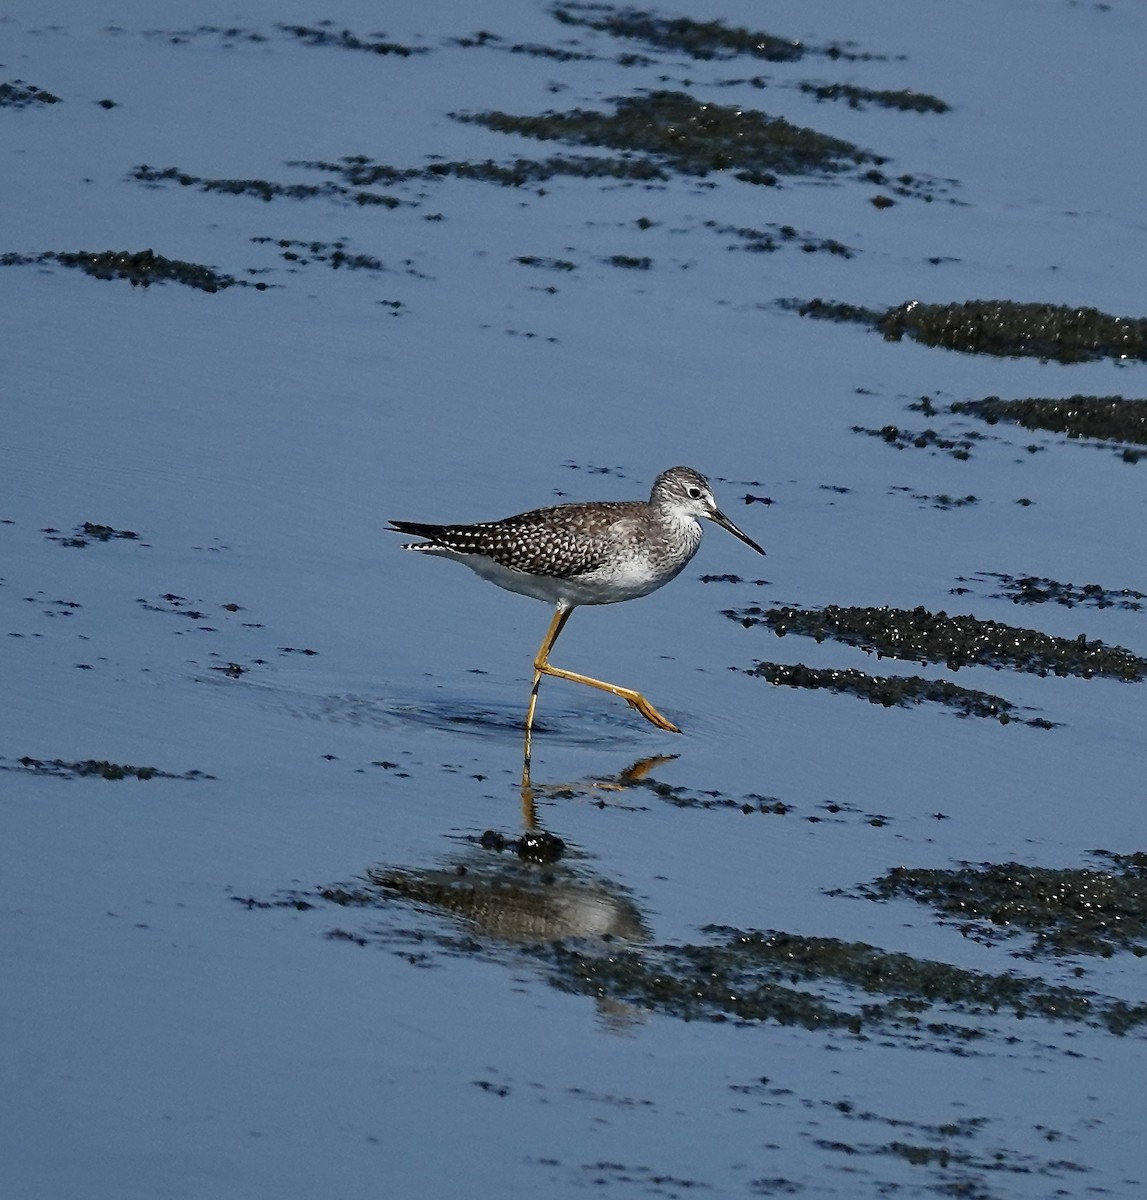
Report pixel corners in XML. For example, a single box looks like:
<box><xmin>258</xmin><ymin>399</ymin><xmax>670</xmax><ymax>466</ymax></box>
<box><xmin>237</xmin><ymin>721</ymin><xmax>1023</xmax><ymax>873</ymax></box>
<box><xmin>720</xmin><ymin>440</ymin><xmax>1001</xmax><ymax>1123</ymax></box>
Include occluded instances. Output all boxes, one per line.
<box><xmin>954</xmin><ymin>572</ymin><xmax>1146</xmax><ymax>611</ymax></box>
<box><xmin>953</xmin><ymin>395</ymin><xmax>1147</xmax><ymax>458</ymax></box>
<box><xmin>258</xmin><ymin>873</ymin><xmax>1147</xmax><ymax>1042</ymax></box>
<box><xmin>789</xmin><ymin>298</ymin><xmax>1147</xmax><ymax>364</ymax></box>
<box><xmin>728</xmin><ymin>603</ymin><xmax>1147</xmax><ymax>680</ymax></box>
<box><xmin>0</xmin><ymin>248</ymin><xmax>252</xmax><ymax>292</ymax></box>
<box><xmin>852</xmin><ymin>854</ymin><xmax>1147</xmax><ymax>959</ymax></box>
<box><xmin>455</xmin><ymin>90</ymin><xmax>880</xmax><ymax>184</ymax></box>
<box><xmin>6</xmin><ymin>756</ymin><xmax>214</xmax><ymax>781</ymax></box>
<box><xmin>0</xmin><ymin>80</ymin><xmax>60</xmax><ymax>107</ymax></box>
<box><xmin>742</xmin><ymin>661</ymin><xmax>1050</xmax><ymax>726</ymax></box>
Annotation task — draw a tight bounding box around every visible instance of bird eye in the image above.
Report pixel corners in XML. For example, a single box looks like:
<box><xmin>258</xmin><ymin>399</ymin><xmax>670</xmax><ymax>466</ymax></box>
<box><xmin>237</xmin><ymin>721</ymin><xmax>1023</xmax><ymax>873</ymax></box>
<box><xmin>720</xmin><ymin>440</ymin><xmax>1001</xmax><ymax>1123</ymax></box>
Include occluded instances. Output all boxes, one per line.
<box><xmin>687</xmin><ymin>486</ymin><xmax>703</xmax><ymax>499</ymax></box>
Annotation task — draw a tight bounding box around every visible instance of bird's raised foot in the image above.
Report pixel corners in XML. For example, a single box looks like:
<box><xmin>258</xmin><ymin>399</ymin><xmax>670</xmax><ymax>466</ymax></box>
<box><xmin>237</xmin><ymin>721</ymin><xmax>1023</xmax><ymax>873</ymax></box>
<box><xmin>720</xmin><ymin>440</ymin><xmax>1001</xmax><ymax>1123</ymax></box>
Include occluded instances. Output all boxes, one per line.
<box><xmin>624</xmin><ymin>691</ymin><xmax>682</xmax><ymax>734</ymax></box>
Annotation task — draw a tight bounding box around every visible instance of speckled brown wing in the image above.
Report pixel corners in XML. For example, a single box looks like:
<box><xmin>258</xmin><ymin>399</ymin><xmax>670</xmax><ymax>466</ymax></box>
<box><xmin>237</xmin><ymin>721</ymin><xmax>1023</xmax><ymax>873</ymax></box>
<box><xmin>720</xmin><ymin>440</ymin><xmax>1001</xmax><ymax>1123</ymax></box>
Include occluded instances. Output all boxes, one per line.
<box><xmin>389</xmin><ymin>501</ymin><xmax>640</xmax><ymax>578</ymax></box>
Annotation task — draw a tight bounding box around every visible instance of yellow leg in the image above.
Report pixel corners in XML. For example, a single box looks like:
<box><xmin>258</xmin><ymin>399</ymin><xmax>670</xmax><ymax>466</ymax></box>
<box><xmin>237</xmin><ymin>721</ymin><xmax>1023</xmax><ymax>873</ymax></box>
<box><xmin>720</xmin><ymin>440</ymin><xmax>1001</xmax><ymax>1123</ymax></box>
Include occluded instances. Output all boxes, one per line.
<box><xmin>523</xmin><ymin>605</ymin><xmax>681</xmax><ymax>739</ymax></box>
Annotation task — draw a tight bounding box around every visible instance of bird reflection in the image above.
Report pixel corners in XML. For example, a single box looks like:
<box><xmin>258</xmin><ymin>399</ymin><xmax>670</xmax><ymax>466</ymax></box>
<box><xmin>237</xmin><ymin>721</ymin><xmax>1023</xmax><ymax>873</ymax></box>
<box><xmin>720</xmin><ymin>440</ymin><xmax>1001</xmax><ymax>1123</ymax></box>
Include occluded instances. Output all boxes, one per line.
<box><xmin>369</xmin><ymin>851</ymin><xmax>648</xmax><ymax>946</ymax></box>
<box><xmin>366</xmin><ymin>755</ymin><xmax>674</xmax><ymax>948</ymax></box>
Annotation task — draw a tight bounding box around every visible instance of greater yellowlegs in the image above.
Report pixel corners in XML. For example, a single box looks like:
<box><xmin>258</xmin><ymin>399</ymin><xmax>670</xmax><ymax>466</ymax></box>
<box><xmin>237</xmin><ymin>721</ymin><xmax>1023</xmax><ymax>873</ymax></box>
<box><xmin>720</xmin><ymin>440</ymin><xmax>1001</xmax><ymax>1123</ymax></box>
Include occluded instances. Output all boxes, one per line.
<box><xmin>389</xmin><ymin>466</ymin><xmax>765</xmax><ymax>738</ymax></box>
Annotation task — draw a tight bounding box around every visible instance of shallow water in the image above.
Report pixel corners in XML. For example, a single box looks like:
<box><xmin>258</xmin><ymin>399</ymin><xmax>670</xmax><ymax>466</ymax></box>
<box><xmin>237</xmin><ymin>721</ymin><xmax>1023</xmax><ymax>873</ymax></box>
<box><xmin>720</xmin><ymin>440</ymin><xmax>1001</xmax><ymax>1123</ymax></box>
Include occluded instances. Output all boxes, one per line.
<box><xmin>3</xmin><ymin>2</ymin><xmax>1146</xmax><ymax>1197</ymax></box>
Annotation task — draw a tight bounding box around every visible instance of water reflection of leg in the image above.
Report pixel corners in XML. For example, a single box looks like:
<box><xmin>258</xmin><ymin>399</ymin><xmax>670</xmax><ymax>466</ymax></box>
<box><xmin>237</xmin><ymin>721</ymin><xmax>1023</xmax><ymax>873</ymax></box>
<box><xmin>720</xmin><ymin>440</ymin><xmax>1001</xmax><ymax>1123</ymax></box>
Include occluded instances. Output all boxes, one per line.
<box><xmin>519</xmin><ymin>750</ymin><xmax>680</xmax><ymax>828</ymax></box>
<box><xmin>520</xmin><ymin>743</ymin><xmax>540</xmax><ymax>829</ymax></box>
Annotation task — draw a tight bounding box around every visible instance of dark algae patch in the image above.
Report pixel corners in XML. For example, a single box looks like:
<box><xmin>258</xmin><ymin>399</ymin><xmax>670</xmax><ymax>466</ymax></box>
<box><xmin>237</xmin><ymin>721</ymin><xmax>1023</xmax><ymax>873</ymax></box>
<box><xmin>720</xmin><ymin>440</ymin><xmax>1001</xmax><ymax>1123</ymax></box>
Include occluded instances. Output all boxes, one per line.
<box><xmin>851</xmin><ymin>422</ymin><xmax>981</xmax><ymax>460</ymax></box>
<box><xmin>296</xmin><ymin>152</ymin><xmax>668</xmax><ymax>188</ymax></box>
<box><xmin>0</xmin><ymin>80</ymin><xmax>61</xmax><ymax>108</ymax></box>
<box><xmin>136</xmin><ymin>155</ymin><xmax>667</xmax><ymax>199</ymax></box>
<box><xmin>890</xmin><ymin>487</ymin><xmax>979</xmax><ymax>510</ymax></box>
<box><xmin>132</xmin><ymin>163</ymin><xmax>405</xmax><ymax>208</ymax></box>
<box><xmin>742</xmin><ymin>661</ymin><xmax>1049</xmax><ymax>727</ymax></box>
<box><xmin>532</xmin><ymin>925</ymin><xmax>1147</xmax><ymax>1039</ymax></box>
<box><xmin>453</xmin><ymin>30</ymin><xmax>595</xmax><ymax>63</ymax></box>
<box><xmin>455</xmin><ymin>90</ymin><xmax>880</xmax><ymax>183</ymax></box>
<box><xmin>250</xmin><ymin>237</ymin><xmax>392</xmax><ymax>273</ymax></box>
<box><xmin>43</xmin><ymin>522</ymin><xmax>142</xmax><ymax>548</ymax></box>
<box><xmin>730</xmin><ymin>603</ymin><xmax>1147</xmax><ymax>680</ymax></box>
<box><xmin>277</xmin><ymin>23</ymin><xmax>425</xmax><ymax>57</ymax></box>
<box><xmin>798</xmin><ymin>82</ymin><xmax>949</xmax><ymax>113</ymax></box>
<box><xmin>553</xmin><ymin>5</ymin><xmax>805</xmax><ymax>61</ymax></box>
<box><xmin>853</xmin><ymin>853</ymin><xmax>1147</xmax><ymax>960</ymax></box>
<box><xmin>849</xmin><ymin>422</ymin><xmax>979</xmax><ymax>458</ymax></box>
<box><xmin>551</xmin><ymin>5</ymin><xmax>881</xmax><ymax>64</ymax></box>
<box><xmin>0</xmin><ymin>248</ymin><xmax>253</xmax><ymax>292</ymax></box>
<box><xmin>955</xmin><ymin>572</ymin><xmax>1146</xmax><ymax>612</ymax></box>
<box><xmin>246</xmin><ymin>880</ymin><xmax>1147</xmax><ymax>1040</ymax></box>
<box><xmin>706</xmin><ymin>219</ymin><xmax>854</xmax><ymax>258</ymax></box>
<box><xmin>790</xmin><ymin>298</ymin><xmax>1147</xmax><ymax>364</ymax></box>
<box><xmin>952</xmin><ymin>395</ymin><xmax>1147</xmax><ymax>458</ymax></box>
<box><xmin>6</xmin><ymin>756</ymin><xmax>214</xmax><ymax>781</ymax></box>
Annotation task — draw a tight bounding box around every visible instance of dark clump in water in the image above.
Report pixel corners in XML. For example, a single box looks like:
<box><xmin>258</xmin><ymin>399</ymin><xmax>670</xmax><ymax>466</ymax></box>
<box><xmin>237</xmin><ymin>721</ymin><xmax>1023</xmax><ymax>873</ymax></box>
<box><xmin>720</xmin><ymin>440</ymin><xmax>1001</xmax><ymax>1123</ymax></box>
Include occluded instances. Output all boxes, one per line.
<box><xmin>454</xmin><ymin>30</ymin><xmax>595</xmax><ymax>63</ymax></box>
<box><xmin>0</xmin><ymin>80</ymin><xmax>60</xmax><ymax>108</ymax></box>
<box><xmin>532</xmin><ymin>924</ymin><xmax>1147</xmax><ymax>1038</ymax></box>
<box><xmin>952</xmin><ymin>395</ymin><xmax>1147</xmax><ymax>456</ymax></box>
<box><xmin>707</xmin><ymin>219</ymin><xmax>855</xmax><ymax>257</ymax></box>
<box><xmin>954</xmin><ymin>572</ymin><xmax>1146</xmax><ymax>611</ymax></box>
<box><xmin>249</xmin><ymin>236</ymin><xmax>391</xmax><ymax>273</ymax></box>
<box><xmin>730</xmin><ymin>603</ymin><xmax>1147</xmax><ymax>680</ymax></box>
<box><xmin>454</xmin><ymin>90</ymin><xmax>880</xmax><ymax>183</ymax></box>
<box><xmin>551</xmin><ymin>5</ymin><xmax>884</xmax><ymax>64</ymax></box>
<box><xmin>0</xmin><ymin>248</ymin><xmax>254</xmax><ymax>292</ymax></box>
<box><xmin>852</xmin><ymin>853</ymin><xmax>1147</xmax><ymax>959</ymax></box>
<box><xmin>276</xmin><ymin>23</ymin><xmax>425</xmax><ymax>57</ymax></box>
<box><xmin>131</xmin><ymin>163</ymin><xmax>405</xmax><ymax>208</ymax></box>
<box><xmin>243</xmin><ymin>883</ymin><xmax>1147</xmax><ymax>1037</ymax></box>
<box><xmin>6</xmin><ymin>756</ymin><xmax>213</xmax><ymax>781</ymax></box>
<box><xmin>790</xmin><ymin>298</ymin><xmax>1147</xmax><ymax>364</ymax></box>
<box><xmin>552</xmin><ymin>5</ymin><xmax>807</xmax><ymax>61</ymax></box>
<box><xmin>741</xmin><ymin>660</ymin><xmax>1047</xmax><ymax>726</ymax></box>
<box><xmin>43</xmin><ymin>522</ymin><xmax>142</xmax><ymax>548</ymax></box>
<box><xmin>851</xmin><ymin>423</ymin><xmax>980</xmax><ymax>459</ymax></box>
<box><xmin>799</xmin><ymin>82</ymin><xmax>949</xmax><ymax>112</ymax></box>
<box><xmin>890</xmin><ymin>487</ymin><xmax>979</xmax><ymax>509</ymax></box>
<box><xmin>140</xmin><ymin>155</ymin><xmax>668</xmax><ymax>198</ymax></box>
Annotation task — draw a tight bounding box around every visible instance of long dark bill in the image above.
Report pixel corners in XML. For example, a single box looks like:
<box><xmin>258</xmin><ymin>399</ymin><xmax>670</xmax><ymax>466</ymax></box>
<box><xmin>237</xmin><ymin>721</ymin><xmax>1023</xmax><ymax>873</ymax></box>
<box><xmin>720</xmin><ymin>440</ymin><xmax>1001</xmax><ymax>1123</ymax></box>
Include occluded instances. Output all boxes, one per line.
<box><xmin>711</xmin><ymin>508</ymin><xmax>766</xmax><ymax>556</ymax></box>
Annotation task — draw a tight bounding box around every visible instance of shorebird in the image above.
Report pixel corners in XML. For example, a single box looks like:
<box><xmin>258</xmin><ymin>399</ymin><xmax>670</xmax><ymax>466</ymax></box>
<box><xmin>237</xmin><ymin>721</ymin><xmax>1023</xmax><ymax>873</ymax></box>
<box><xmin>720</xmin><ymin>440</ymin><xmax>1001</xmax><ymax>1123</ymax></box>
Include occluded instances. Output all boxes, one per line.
<box><xmin>389</xmin><ymin>466</ymin><xmax>765</xmax><ymax>740</ymax></box>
